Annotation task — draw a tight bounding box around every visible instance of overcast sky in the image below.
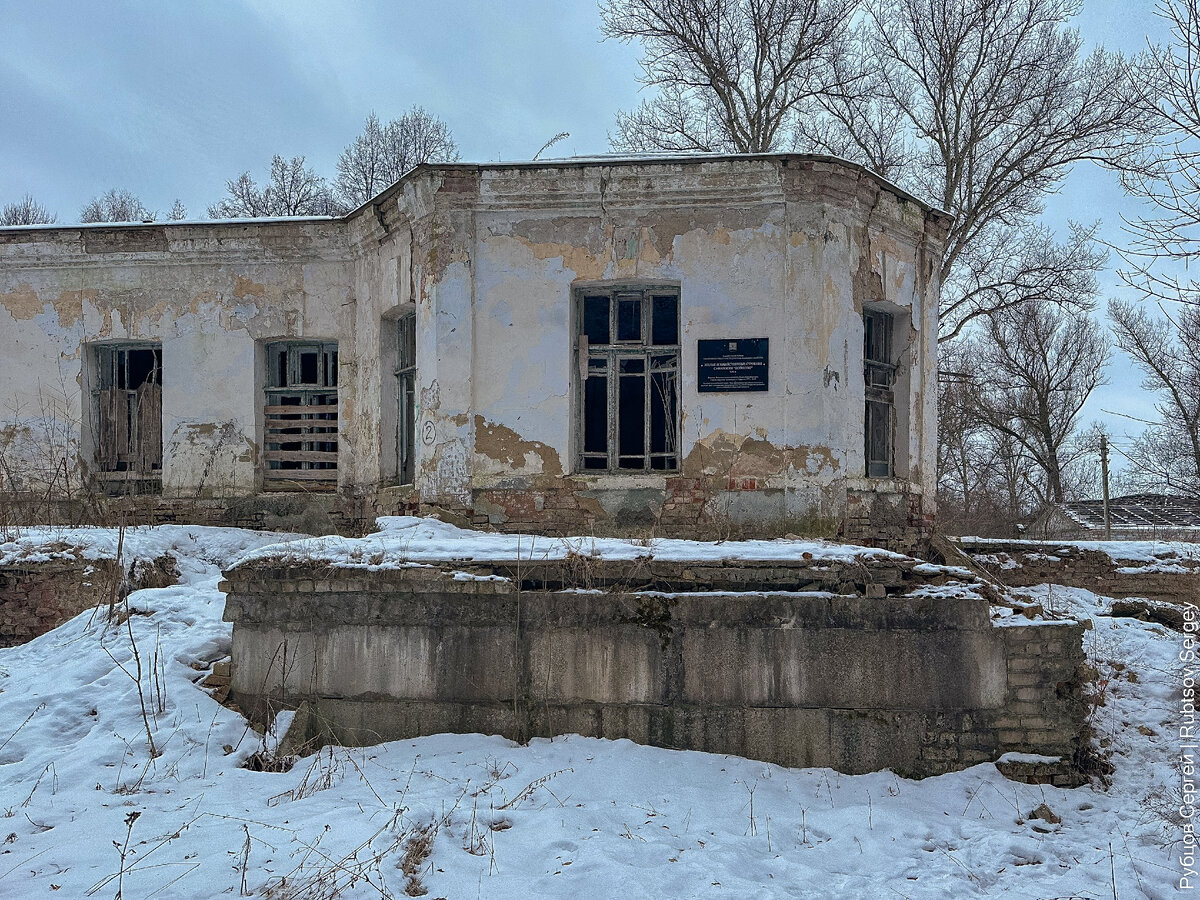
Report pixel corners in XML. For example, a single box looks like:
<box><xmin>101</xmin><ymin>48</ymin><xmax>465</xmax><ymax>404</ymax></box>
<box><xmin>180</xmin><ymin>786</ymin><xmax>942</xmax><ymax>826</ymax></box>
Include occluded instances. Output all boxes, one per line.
<box><xmin>0</xmin><ymin>0</ymin><xmax>1178</xmax><ymax>479</ymax></box>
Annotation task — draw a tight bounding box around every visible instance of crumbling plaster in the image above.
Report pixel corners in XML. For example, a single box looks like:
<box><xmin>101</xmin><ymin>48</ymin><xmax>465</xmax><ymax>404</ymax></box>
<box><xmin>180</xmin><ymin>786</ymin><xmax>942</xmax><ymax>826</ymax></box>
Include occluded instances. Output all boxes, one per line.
<box><xmin>1</xmin><ymin>154</ymin><xmax>946</xmax><ymax>539</ymax></box>
<box><xmin>366</xmin><ymin>156</ymin><xmax>945</xmax><ymax>530</ymax></box>
<box><xmin>0</xmin><ymin>222</ymin><xmax>352</xmax><ymax>496</ymax></box>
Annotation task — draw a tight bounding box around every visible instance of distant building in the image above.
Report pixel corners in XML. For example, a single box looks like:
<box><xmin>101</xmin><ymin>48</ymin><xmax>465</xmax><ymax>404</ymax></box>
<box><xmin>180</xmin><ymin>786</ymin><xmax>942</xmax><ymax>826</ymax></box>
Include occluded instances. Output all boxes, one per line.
<box><xmin>1031</xmin><ymin>493</ymin><xmax>1200</xmax><ymax>540</ymax></box>
<box><xmin>0</xmin><ymin>154</ymin><xmax>948</xmax><ymax>547</ymax></box>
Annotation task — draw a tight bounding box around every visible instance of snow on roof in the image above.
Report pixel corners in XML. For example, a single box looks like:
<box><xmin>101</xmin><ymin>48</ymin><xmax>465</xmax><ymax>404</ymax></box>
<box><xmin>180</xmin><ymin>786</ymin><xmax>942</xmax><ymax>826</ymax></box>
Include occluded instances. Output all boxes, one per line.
<box><xmin>0</xmin><ymin>215</ymin><xmax>337</xmax><ymax>232</ymax></box>
<box><xmin>1057</xmin><ymin>493</ymin><xmax>1200</xmax><ymax>530</ymax></box>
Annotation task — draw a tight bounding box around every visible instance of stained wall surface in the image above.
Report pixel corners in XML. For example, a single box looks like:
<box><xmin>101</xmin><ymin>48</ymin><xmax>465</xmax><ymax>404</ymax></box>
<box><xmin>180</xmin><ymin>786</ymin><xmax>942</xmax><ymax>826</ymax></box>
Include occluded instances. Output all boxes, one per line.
<box><xmin>222</xmin><ymin>561</ymin><xmax>1087</xmax><ymax>781</ymax></box>
<box><xmin>1</xmin><ymin>155</ymin><xmax>948</xmax><ymax>541</ymax></box>
<box><xmin>0</xmin><ymin>221</ymin><xmax>351</xmax><ymax>498</ymax></box>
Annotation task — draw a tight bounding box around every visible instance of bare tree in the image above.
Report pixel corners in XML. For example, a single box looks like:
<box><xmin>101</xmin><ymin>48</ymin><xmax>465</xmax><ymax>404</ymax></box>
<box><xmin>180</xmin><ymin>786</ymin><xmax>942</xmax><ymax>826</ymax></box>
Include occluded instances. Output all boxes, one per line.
<box><xmin>937</xmin><ymin>342</ymin><xmax>1004</xmax><ymax>529</ymax></box>
<box><xmin>944</xmin><ymin>222</ymin><xmax>1107</xmax><ymax>342</ymax></box>
<box><xmin>600</xmin><ymin>0</ymin><xmax>859</xmax><ymax>153</ymax></box>
<box><xmin>167</xmin><ymin>199</ymin><xmax>187</xmax><ymax>221</ymax></box>
<box><xmin>602</xmin><ymin>0</ymin><xmax>1148</xmax><ymax>338</ymax></box>
<box><xmin>335</xmin><ymin>107</ymin><xmax>460</xmax><ymax>208</ymax></box>
<box><xmin>966</xmin><ymin>304</ymin><xmax>1108</xmax><ymax>504</ymax></box>
<box><xmin>1117</xmin><ymin>0</ymin><xmax>1200</xmax><ymax>306</ymax></box>
<box><xmin>1</xmin><ymin>194</ymin><xmax>56</xmax><ymax>226</ymax></box>
<box><xmin>209</xmin><ymin>155</ymin><xmax>339</xmax><ymax>219</ymax></box>
<box><xmin>807</xmin><ymin>0</ymin><xmax>1150</xmax><ymax>339</ymax></box>
<box><xmin>1099</xmin><ymin>1</ymin><xmax>1200</xmax><ymax>499</ymax></box>
<box><xmin>939</xmin><ymin>342</ymin><xmax>1050</xmax><ymax>534</ymax></box>
<box><xmin>80</xmin><ymin>189</ymin><xmax>154</xmax><ymax>223</ymax></box>
<box><xmin>1109</xmin><ymin>299</ymin><xmax>1200</xmax><ymax>498</ymax></box>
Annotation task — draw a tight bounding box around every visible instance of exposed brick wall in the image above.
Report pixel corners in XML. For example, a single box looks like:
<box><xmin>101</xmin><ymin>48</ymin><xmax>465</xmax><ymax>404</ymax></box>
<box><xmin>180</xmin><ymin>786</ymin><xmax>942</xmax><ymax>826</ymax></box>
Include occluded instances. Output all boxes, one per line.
<box><xmin>0</xmin><ymin>558</ymin><xmax>119</xmax><ymax>647</ymax></box>
<box><xmin>843</xmin><ymin>487</ymin><xmax>933</xmax><ymax>554</ymax></box>
<box><xmin>915</xmin><ymin>622</ymin><xmax>1087</xmax><ymax>785</ymax></box>
<box><xmin>0</xmin><ymin>552</ymin><xmax>180</xmax><ymax>648</ymax></box>
<box><xmin>1</xmin><ymin>492</ymin><xmax>375</xmax><ymax>537</ymax></box>
<box><xmin>961</xmin><ymin>539</ymin><xmax>1200</xmax><ymax>605</ymax></box>
<box><xmin>5</xmin><ymin>480</ymin><xmax>933</xmax><ymax>549</ymax></box>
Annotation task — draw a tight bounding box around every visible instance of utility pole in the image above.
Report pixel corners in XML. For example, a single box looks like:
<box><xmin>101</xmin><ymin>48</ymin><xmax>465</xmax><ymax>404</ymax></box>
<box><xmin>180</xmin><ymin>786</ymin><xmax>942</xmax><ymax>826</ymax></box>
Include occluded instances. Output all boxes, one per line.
<box><xmin>1100</xmin><ymin>433</ymin><xmax>1111</xmax><ymax>540</ymax></box>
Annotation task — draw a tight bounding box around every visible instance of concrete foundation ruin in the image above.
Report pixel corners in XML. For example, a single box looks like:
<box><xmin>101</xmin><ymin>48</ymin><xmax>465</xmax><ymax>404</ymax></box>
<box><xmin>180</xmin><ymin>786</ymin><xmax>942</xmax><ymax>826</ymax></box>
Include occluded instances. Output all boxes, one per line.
<box><xmin>220</xmin><ymin>528</ymin><xmax>1088</xmax><ymax>782</ymax></box>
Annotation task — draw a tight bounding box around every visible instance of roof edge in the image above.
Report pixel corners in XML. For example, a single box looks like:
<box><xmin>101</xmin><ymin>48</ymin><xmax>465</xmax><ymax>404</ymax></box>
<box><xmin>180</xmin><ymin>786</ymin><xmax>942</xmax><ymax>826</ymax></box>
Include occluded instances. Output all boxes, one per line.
<box><xmin>0</xmin><ymin>153</ymin><xmax>951</xmax><ymax>238</ymax></box>
<box><xmin>0</xmin><ymin>215</ymin><xmax>338</xmax><ymax>235</ymax></box>
<box><xmin>346</xmin><ymin>152</ymin><xmax>953</xmax><ymax>222</ymax></box>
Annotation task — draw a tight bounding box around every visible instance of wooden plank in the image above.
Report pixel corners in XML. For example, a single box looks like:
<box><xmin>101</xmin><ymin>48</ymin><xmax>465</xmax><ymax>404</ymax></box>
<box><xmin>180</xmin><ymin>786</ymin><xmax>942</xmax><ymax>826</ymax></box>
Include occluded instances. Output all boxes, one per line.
<box><xmin>264</xmin><ymin>404</ymin><xmax>337</xmax><ymax>416</ymax></box>
<box><xmin>263</xmin><ymin>450</ymin><xmax>339</xmax><ymax>463</ymax></box>
<box><xmin>263</xmin><ymin>469</ymin><xmax>337</xmax><ymax>482</ymax></box>
<box><xmin>137</xmin><ymin>383</ymin><xmax>162</xmax><ymax>472</ymax></box>
<box><xmin>263</xmin><ymin>481</ymin><xmax>336</xmax><ymax>492</ymax></box>
<box><xmin>265</xmin><ymin>427</ymin><xmax>337</xmax><ymax>438</ymax></box>
<box><xmin>264</xmin><ymin>417</ymin><xmax>338</xmax><ymax>427</ymax></box>
<box><xmin>264</xmin><ymin>416</ymin><xmax>338</xmax><ymax>427</ymax></box>
<box><xmin>96</xmin><ymin>388</ymin><xmax>127</xmax><ymax>470</ymax></box>
<box><xmin>93</xmin><ymin>471</ymin><xmax>161</xmax><ymax>483</ymax></box>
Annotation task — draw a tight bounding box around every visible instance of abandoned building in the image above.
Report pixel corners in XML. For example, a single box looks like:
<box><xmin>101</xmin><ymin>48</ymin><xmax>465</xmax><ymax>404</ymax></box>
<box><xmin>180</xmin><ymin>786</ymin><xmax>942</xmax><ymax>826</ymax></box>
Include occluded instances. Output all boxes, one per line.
<box><xmin>2</xmin><ymin>157</ymin><xmax>1098</xmax><ymax>781</ymax></box>
<box><xmin>0</xmin><ymin>154</ymin><xmax>949</xmax><ymax>546</ymax></box>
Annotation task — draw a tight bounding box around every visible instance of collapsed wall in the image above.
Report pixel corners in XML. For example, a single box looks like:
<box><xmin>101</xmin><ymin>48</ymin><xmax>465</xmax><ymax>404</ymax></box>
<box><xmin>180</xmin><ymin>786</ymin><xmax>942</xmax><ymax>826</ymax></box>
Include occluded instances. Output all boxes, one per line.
<box><xmin>0</xmin><ymin>556</ymin><xmax>119</xmax><ymax>647</ymax></box>
<box><xmin>0</xmin><ymin>549</ymin><xmax>177</xmax><ymax>647</ymax></box>
<box><xmin>222</xmin><ymin>551</ymin><xmax>1087</xmax><ymax>782</ymax></box>
<box><xmin>961</xmin><ymin>538</ymin><xmax>1200</xmax><ymax>605</ymax></box>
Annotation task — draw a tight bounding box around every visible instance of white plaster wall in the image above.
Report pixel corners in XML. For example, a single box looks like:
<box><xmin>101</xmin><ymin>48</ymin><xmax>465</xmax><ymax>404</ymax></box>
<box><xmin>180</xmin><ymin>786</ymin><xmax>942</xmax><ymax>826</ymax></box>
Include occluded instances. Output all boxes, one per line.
<box><xmin>0</xmin><ymin>223</ymin><xmax>352</xmax><ymax>498</ymax></box>
<box><xmin>1</xmin><ymin>156</ymin><xmax>941</xmax><ymax>526</ymax></box>
<box><xmin>435</xmin><ymin>157</ymin><xmax>943</xmax><ymax>521</ymax></box>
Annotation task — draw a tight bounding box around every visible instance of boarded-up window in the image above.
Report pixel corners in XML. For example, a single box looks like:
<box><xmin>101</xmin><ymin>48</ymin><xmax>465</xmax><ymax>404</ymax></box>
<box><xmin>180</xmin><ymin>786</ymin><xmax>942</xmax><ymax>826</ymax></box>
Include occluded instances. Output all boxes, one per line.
<box><xmin>578</xmin><ymin>286</ymin><xmax>679</xmax><ymax>472</ymax></box>
<box><xmin>395</xmin><ymin>314</ymin><xmax>416</xmax><ymax>485</ymax></box>
<box><xmin>94</xmin><ymin>344</ymin><xmax>162</xmax><ymax>488</ymax></box>
<box><xmin>864</xmin><ymin>309</ymin><xmax>895</xmax><ymax>478</ymax></box>
<box><xmin>264</xmin><ymin>341</ymin><xmax>338</xmax><ymax>489</ymax></box>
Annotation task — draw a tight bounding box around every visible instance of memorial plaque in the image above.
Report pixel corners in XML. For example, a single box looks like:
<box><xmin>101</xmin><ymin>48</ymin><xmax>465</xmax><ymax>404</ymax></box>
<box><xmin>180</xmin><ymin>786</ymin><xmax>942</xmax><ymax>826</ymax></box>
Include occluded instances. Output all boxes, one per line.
<box><xmin>697</xmin><ymin>338</ymin><xmax>769</xmax><ymax>392</ymax></box>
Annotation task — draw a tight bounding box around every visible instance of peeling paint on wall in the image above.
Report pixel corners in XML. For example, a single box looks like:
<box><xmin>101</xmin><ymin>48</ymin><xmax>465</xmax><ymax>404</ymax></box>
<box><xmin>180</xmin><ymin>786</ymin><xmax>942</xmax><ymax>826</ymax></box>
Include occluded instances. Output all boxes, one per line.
<box><xmin>0</xmin><ymin>155</ymin><xmax>945</xmax><ymax>544</ymax></box>
<box><xmin>0</xmin><ymin>282</ymin><xmax>41</xmax><ymax>320</ymax></box>
<box><xmin>474</xmin><ymin>416</ymin><xmax>563</xmax><ymax>477</ymax></box>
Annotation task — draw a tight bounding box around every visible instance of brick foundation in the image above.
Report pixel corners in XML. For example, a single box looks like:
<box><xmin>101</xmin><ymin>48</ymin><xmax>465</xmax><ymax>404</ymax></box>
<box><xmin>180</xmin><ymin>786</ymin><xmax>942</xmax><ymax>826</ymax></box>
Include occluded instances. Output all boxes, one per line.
<box><xmin>0</xmin><ymin>557</ymin><xmax>120</xmax><ymax>647</ymax></box>
<box><xmin>3</xmin><ymin>478</ymin><xmax>932</xmax><ymax>551</ymax></box>
<box><xmin>961</xmin><ymin>539</ymin><xmax>1200</xmax><ymax>605</ymax></box>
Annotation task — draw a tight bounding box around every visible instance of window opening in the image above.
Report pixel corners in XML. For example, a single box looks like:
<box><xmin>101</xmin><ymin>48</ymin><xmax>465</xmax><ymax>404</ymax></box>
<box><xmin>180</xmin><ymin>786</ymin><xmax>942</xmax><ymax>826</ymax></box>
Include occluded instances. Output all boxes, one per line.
<box><xmin>578</xmin><ymin>286</ymin><xmax>679</xmax><ymax>472</ymax></box>
<box><xmin>93</xmin><ymin>344</ymin><xmax>163</xmax><ymax>487</ymax></box>
<box><xmin>395</xmin><ymin>314</ymin><xmax>416</xmax><ymax>485</ymax></box>
<box><xmin>264</xmin><ymin>341</ymin><xmax>338</xmax><ymax>488</ymax></box>
<box><xmin>864</xmin><ymin>309</ymin><xmax>895</xmax><ymax>478</ymax></box>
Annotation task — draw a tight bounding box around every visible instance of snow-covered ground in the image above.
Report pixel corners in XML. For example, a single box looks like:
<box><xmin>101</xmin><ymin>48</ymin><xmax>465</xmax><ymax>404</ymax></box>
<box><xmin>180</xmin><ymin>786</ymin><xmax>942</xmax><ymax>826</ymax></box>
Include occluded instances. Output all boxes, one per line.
<box><xmin>964</xmin><ymin>535</ymin><xmax>1200</xmax><ymax>567</ymax></box>
<box><xmin>0</xmin><ymin>525</ymin><xmax>1187</xmax><ymax>898</ymax></box>
<box><xmin>233</xmin><ymin>515</ymin><xmax>915</xmax><ymax>569</ymax></box>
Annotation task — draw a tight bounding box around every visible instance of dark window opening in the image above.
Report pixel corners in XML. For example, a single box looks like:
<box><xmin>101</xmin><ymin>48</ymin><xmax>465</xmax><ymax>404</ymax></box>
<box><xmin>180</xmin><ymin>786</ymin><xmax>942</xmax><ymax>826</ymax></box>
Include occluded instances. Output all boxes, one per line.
<box><xmin>651</xmin><ymin>295</ymin><xmax>679</xmax><ymax>346</ymax></box>
<box><xmin>864</xmin><ymin>309</ymin><xmax>895</xmax><ymax>478</ymax></box>
<box><xmin>617</xmin><ymin>295</ymin><xmax>642</xmax><ymax>341</ymax></box>
<box><xmin>583</xmin><ymin>295</ymin><xmax>610</xmax><ymax>345</ymax></box>
<box><xmin>578</xmin><ymin>286</ymin><xmax>679</xmax><ymax>472</ymax></box>
<box><xmin>264</xmin><ymin>341</ymin><xmax>338</xmax><ymax>489</ymax></box>
<box><xmin>93</xmin><ymin>344</ymin><xmax>163</xmax><ymax>488</ymax></box>
<box><xmin>395</xmin><ymin>314</ymin><xmax>417</xmax><ymax>485</ymax></box>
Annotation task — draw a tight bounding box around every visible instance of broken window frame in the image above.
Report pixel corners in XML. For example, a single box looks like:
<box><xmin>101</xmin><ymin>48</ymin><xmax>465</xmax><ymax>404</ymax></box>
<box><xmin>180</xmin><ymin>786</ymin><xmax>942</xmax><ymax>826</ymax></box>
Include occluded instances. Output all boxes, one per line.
<box><xmin>863</xmin><ymin>308</ymin><xmax>895</xmax><ymax>478</ymax></box>
<box><xmin>263</xmin><ymin>341</ymin><xmax>339</xmax><ymax>489</ymax></box>
<box><xmin>92</xmin><ymin>342</ymin><xmax>163</xmax><ymax>490</ymax></box>
<box><xmin>576</xmin><ymin>285</ymin><xmax>680</xmax><ymax>473</ymax></box>
<box><xmin>394</xmin><ymin>313</ymin><xmax>416</xmax><ymax>486</ymax></box>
